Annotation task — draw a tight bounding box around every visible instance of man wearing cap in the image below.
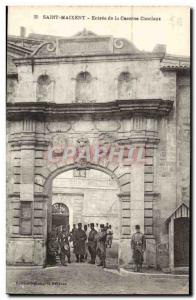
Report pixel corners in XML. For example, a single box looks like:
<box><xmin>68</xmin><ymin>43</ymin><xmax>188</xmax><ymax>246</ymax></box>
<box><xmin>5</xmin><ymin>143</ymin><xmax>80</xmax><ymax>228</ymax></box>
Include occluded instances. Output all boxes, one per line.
<box><xmin>58</xmin><ymin>225</ymin><xmax>71</xmax><ymax>266</ymax></box>
<box><xmin>74</xmin><ymin>223</ymin><xmax>87</xmax><ymax>263</ymax></box>
<box><xmin>96</xmin><ymin>224</ymin><xmax>107</xmax><ymax>268</ymax></box>
<box><xmin>131</xmin><ymin>225</ymin><xmax>146</xmax><ymax>272</ymax></box>
<box><xmin>88</xmin><ymin>223</ymin><xmax>97</xmax><ymax>264</ymax></box>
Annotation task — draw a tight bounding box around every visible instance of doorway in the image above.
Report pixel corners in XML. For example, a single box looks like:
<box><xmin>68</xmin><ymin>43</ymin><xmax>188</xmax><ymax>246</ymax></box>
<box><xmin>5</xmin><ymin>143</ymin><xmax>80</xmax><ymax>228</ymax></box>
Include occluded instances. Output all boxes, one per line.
<box><xmin>174</xmin><ymin>217</ymin><xmax>189</xmax><ymax>267</ymax></box>
<box><xmin>52</xmin><ymin>202</ymin><xmax>69</xmax><ymax>230</ymax></box>
<box><xmin>47</xmin><ymin>167</ymin><xmax>120</xmax><ymax>268</ymax></box>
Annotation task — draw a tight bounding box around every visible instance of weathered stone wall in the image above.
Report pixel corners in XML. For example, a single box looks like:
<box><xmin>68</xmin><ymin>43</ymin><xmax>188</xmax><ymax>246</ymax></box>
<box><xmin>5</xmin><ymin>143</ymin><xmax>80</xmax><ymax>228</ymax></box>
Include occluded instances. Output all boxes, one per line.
<box><xmin>7</xmin><ymin>77</ymin><xmax>18</xmax><ymax>103</ymax></box>
<box><xmin>176</xmin><ymin>73</ymin><xmax>190</xmax><ymax>206</ymax></box>
<box><xmin>6</xmin><ymin>46</ymin><xmax>190</xmax><ymax>268</ymax></box>
<box><xmin>15</xmin><ymin>59</ymin><xmax>175</xmax><ymax>103</ymax></box>
<box><xmin>153</xmin><ymin>71</ymin><xmax>190</xmax><ymax>269</ymax></box>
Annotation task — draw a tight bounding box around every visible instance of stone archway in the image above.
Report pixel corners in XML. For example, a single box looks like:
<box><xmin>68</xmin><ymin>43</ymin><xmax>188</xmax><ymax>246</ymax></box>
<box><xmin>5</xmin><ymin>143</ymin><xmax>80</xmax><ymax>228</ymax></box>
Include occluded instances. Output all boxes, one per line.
<box><xmin>42</xmin><ymin>162</ymin><xmax>124</xmax><ymax>266</ymax></box>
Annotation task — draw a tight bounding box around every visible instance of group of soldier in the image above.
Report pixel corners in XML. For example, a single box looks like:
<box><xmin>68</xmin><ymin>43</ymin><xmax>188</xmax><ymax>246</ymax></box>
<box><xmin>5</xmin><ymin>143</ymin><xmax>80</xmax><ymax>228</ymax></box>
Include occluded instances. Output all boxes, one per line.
<box><xmin>47</xmin><ymin>222</ymin><xmax>113</xmax><ymax>268</ymax></box>
<box><xmin>48</xmin><ymin>222</ymin><xmax>146</xmax><ymax>272</ymax></box>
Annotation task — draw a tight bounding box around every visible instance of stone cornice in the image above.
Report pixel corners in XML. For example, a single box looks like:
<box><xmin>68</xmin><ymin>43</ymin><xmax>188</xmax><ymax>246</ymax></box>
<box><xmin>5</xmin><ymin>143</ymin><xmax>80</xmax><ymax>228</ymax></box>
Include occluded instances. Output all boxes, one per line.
<box><xmin>7</xmin><ymin>99</ymin><xmax>173</xmax><ymax>120</ymax></box>
<box><xmin>13</xmin><ymin>52</ymin><xmax>164</xmax><ymax>65</ymax></box>
<box><xmin>160</xmin><ymin>55</ymin><xmax>190</xmax><ymax>72</ymax></box>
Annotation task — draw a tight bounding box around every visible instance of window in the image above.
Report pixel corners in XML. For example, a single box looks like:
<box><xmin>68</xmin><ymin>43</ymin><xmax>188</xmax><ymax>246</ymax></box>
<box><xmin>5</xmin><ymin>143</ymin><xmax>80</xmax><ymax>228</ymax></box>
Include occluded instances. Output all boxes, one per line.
<box><xmin>73</xmin><ymin>169</ymin><xmax>86</xmax><ymax>177</ymax></box>
<box><xmin>75</xmin><ymin>71</ymin><xmax>93</xmax><ymax>102</ymax></box>
<box><xmin>36</xmin><ymin>74</ymin><xmax>51</xmax><ymax>102</ymax></box>
<box><xmin>118</xmin><ymin>72</ymin><xmax>132</xmax><ymax>99</ymax></box>
<box><xmin>20</xmin><ymin>202</ymin><xmax>32</xmax><ymax>235</ymax></box>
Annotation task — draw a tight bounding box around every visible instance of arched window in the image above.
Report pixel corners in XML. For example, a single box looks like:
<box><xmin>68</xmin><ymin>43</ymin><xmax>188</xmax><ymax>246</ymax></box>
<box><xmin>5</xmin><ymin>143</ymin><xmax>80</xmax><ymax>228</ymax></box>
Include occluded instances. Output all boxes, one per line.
<box><xmin>36</xmin><ymin>74</ymin><xmax>51</xmax><ymax>102</ymax></box>
<box><xmin>52</xmin><ymin>203</ymin><xmax>69</xmax><ymax>215</ymax></box>
<box><xmin>75</xmin><ymin>71</ymin><xmax>93</xmax><ymax>102</ymax></box>
<box><xmin>117</xmin><ymin>72</ymin><xmax>132</xmax><ymax>99</ymax></box>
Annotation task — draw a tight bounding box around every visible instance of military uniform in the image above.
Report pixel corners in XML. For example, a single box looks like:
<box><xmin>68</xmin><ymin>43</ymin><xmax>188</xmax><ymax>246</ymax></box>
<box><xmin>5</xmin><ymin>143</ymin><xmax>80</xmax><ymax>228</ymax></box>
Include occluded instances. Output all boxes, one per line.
<box><xmin>96</xmin><ymin>225</ymin><xmax>107</xmax><ymax>268</ymax></box>
<box><xmin>58</xmin><ymin>229</ymin><xmax>71</xmax><ymax>265</ymax></box>
<box><xmin>106</xmin><ymin>227</ymin><xmax>113</xmax><ymax>248</ymax></box>
<box><xmin>131</xmin><ymin>228</ymin><xmax>146</xmax><ymax>272</ymax></box>
<box><xmin>75</xmin><ymin>224</ymin><xmax>87</xmax><ymax>262</ymax></box>
<box><xmin>47</xmin><ymin>237</ymin><xmax>59</xmax><ymax>265</ymax></box>
<box><xmin>88</xmin><ymin>225</ymin><xmax>97</xmax><ymax>264</ymax></box>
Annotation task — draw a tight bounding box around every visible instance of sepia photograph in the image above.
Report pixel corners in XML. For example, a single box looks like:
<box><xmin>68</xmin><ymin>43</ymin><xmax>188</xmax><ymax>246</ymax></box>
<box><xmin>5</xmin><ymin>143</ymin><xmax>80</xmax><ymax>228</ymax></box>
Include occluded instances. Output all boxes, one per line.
<box><xmin>6</xmin><ymin>5</ymin><xmax>191</xmax><ymax>295</ymax></box>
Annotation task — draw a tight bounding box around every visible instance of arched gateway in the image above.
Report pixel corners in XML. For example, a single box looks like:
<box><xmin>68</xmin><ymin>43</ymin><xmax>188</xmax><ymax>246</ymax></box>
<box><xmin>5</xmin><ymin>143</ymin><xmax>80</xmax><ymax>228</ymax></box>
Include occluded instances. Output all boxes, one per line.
<box><xmin>7</xmin><ymin>29</ymin><xmax>189</xmax><ymax>271</ymax></box>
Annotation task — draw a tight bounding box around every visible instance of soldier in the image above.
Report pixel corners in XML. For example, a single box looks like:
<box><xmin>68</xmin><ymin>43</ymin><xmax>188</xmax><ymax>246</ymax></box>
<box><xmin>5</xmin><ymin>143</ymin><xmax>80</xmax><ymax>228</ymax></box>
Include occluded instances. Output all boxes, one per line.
<box><xmin>47</xmin><ymin>233</ymin><xmax>59</xmax><ymax>265</ymax></box>
<box><xmin>105</xmin><ymin>222</ymin><xmax>109</xmax><ymax>230</ymax></box>
<box><xmin>131</xmin><ymin>225</ymin><xmax>146</xmax><ymax>272</ymax></box>
<box><xmin>106</xmin><ymin>225</ymin><xmax>113</xmax><ymax>248</ymax></box>
<box><xmin>70</xmin><ymin>224</ymin><xmax>77</xmax><ymax>250</ymax></box>
<box><xmin>84</xmin><ymin>224</ymin><xmax>89</xmax><ymax>260</ymax></box>
<box><xmin>96</xmin><ymin>224</ymin><xmax>107</xmax><ymax>268</ymax></box>
<box><xmin>75</xmin><ymin>223</ymin><xmax>87</xmax><ymax>263</ymax></box>
<box><xmin>88</xmin><ymin>223</ymin><xmax>97</xmax><ymax>264</ymax></box>
<box><xmin>58</xmin><ymin>225</ymin><xmax>71</xmax><ymax>266</ymax></box>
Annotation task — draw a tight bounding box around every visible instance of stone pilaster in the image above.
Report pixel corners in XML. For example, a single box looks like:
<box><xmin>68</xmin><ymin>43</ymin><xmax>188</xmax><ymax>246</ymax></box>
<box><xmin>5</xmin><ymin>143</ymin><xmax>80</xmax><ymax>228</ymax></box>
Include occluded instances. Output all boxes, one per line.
<box><xmin>130</xmin><ymin>152</ymin><xmax>145</xmax><ymax>234</ymax></box>
<box><xmin>118</xmin><ymin>192</ymin><xmax>131</xmax><ymax>265</ymax></box>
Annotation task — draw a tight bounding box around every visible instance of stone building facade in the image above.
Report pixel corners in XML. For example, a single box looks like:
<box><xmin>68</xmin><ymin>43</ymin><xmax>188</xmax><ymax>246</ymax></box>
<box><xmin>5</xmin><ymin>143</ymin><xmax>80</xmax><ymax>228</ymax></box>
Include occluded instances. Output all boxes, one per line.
<box><xmin>6</xmin><ymin>29</ymin><xmax>190</xmax><ymax>271</ymax></box>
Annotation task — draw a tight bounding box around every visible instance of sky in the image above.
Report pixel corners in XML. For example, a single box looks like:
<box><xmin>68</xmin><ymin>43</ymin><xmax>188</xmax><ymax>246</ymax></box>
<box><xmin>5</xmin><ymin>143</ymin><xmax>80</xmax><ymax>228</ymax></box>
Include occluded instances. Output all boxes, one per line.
<box><xmin>8</xmin><ymin>6</ymin><xmax>190</xmax><ymax>56</ymax></box>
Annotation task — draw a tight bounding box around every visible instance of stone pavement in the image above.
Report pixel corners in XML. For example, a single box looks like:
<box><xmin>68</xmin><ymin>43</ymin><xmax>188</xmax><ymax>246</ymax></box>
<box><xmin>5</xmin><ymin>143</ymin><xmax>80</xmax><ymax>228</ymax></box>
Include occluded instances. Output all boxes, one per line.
<box><xmin>6</xmin><ymin>263</ymin><xmax>189</xmax><ymax>295</ymax></box>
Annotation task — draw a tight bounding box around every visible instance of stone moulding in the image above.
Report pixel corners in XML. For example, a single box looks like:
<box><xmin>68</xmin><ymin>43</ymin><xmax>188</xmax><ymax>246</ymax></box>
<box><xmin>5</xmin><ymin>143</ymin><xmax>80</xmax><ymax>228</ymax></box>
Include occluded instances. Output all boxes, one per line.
<box><xmin>7</xmin><ymin>99</ymin><xmax>173</xmax><ymax>120</ymax></box>
<box><xmin>13</xmin><ymin>52</ymin><xmax>165</xmax><ymax>65</ymax></box>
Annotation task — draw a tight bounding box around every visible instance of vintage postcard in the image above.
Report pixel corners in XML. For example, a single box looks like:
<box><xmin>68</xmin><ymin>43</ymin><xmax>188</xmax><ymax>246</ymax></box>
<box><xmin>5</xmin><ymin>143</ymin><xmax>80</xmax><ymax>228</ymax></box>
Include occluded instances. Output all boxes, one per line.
<box><xmin>6</xmin><ymin>6</ymin><xmax>191</xmax><ymax>295</ymax></box>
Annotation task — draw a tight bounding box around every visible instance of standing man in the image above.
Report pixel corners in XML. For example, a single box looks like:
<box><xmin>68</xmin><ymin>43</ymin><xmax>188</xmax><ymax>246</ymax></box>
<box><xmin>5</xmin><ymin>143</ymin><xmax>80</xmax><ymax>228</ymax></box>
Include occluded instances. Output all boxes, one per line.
<box><xmin>84</xmin><ymin>224</ymin><xmax>89</xmax><ymax>261</ymax></box>
<box><xmin>96</xmin><ymin>224</ymin><xmax>107</xmax><ymax>268</ymax></box>
<box><xmin>58</xmin><ymin>225</ymin><xmax>71</xmax><ymax>266</ymax></box>
<box><xmin>95</xmin><ymin>223</ymin><xmax>99</xmax><ymax>233</ymax></box>
<box><xmin>106</xmin><ymin>225</ymin><xmax>113</xmax><ymax>248</ymax></box>
<box><xmin>75</xmin><ymin>223</ymin><xmax>87</xmax><ymax>263</ymax></box>
<box><xmin>105</xmin><ymin>222</ymin><xmax>109</xmax><ymax>230</ymax></box>
<box><xmin>131</xmin><ymin>225</ymin><xmax>146</xmax><ymax>272</ymax></box>
<box><xmin>47</xmin><ymin>233</ymin><xmax>59</xmax><ymax>266</ymax></box>
<box><xmin>88</xmin><ymin>223</ymin><xmax>97</xmax><ymax>264</ymax></box>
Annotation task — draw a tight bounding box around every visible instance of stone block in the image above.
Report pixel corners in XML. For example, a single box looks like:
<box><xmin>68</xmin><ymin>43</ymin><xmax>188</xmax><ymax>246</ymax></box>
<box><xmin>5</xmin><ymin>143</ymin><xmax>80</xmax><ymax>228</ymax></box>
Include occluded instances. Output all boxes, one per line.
<box><xmin>34</xmin><ymin>218</ymin><xmax>43</xmax><ymax>226</ymax></box>
<box><xmin>35</xmin><ymin>151</ymin><xmax>44</xmax><ymax>159</ymax></box>
<box><xmin>122</xmin><ymin>201</ymin><xmax>130</xmax><ymax>209</ymax></box>
<box><xmin>121</xmin><ymin>226</ymin><xmax>130</xmax><ymax>235</ymax></box>
<box><xmin>122</xmin><ymin>217</ymin><xmax>130</xmax><ymax>226</ymax></box>
<box><xmin>145</xmin><ymin>157</ymin><xmax>153</xmax><ymax>165</ymax></box>
<box><xmin>121</xmin><ymin>183</ymin><xmax>130</xmax><ymax>193</ymax></box>
<box><xmin>7</xmin><ymin>238</ymin><xmax>45</xmax><ymax>265</ymax></box>
<box><xmin>145</xmin><ymin>238</ymin><xmax>156</xmax><ymax>267</ymax></box>
<box><xmin>145</xmin><ymin>148</ymin><xmax>154</xmax><ymax>157</ymax></box>
<box><xmin>12</xmin><ymin>217</ymin><xmax>20</xmax><ymax>226</ymax></box>
<box><xmin>144</xmin><ymin>182</ymin><xmax>153</xmax><ymax>192</ymax></box>
<box><xmin>122</xmin><ymin>209</ymin><xmax>130</xmax><ymax>218</ymax></box>
<box><xmin>34</xmin><ymin>210</ymin><xmax>43</xmax><ymax>218</ymax></box>
<box><xmin>12</xmin><ymin>209</ymin><xmax>20</xmax><ymax>218</ymax></box>
<box><xmin>12</xmin><ymin>225</ymin><xmax>20</xmax><ymax>235</ymax></box>
<box><xmin>145</xmin><ymin>226</ymin><xmax>153</xmax><ymax>235</ymax></box>
<box><xmin>11</xmin><ymin>202</ymin><xmax>20</xmax><ymax>209</ymax></box>
<box><xmin>118</xmin><ymin>173</ymin><xmax>130</xmax><ymax>186</ymax></box>
<box><xmin>144</xmin><ymin>217</ymin><xmax>153</xmax><ymax>226</ymax></box>
<box><xmin>144</xmin><ymin>173</ymin><xmax>154</xmax><ymax>183</ymax></box>
<box><xmin>119</xmin><ymin>239</ymin><xmax>131</xmax><ymax>265</ymax></box>
<box><xmin>20</xmin><ymin>184</ymin><xmax>34</xmax><ymax>201</ymax></box>
<box><xmin>33</xmin><ymin>226</ymin><xmax>43</xmax><ymax>235</ymax></box>
<box><xmin>145</xmin><ymin>165</ymin><xmax>153</xmax><ymax>174</ymax></box>
<box><xmin>34</xmin><ymin>185</ymin><xmax>44</xmax><ymax>193</ymax></box>
<box><xmin>34</xmin><ymin>202</ymin><xmax>43</xmax><ymax>210</ymax></box>
<box><xmin>144</xmin><ymin>201</ymin><xmax>153</xmax><ymax>209</ymax></box>
<box><xmin>144</xmin><ymin>209</ymin><xmax>153</xmax><ymax>217</ymax></box>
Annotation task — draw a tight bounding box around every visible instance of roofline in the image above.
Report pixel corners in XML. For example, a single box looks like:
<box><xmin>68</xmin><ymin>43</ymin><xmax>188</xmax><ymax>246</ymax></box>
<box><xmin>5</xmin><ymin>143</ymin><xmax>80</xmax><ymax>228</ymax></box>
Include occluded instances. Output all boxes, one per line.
<box><xmin>165</xmin><ymin>202</ymin><xmax>189</xmax><ymax>224</ymax></box>
<box><xmin>12</xmin><ymin>52</ymin><xmax>166</xmax><ymax>65</ymax></box>
<box><xmin>164</xmin><ymin>53</ymin><xmax>190</xmax><ymax>61</ymax></box>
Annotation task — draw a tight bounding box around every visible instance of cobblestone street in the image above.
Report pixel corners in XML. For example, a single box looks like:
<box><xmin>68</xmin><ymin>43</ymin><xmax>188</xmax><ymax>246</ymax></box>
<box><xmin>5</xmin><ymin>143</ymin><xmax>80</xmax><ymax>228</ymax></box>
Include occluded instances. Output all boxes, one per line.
<box><xmin>7</xmin><ymin>263</ymin><xmax>189</xmax><ymax>295</ymax></box>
